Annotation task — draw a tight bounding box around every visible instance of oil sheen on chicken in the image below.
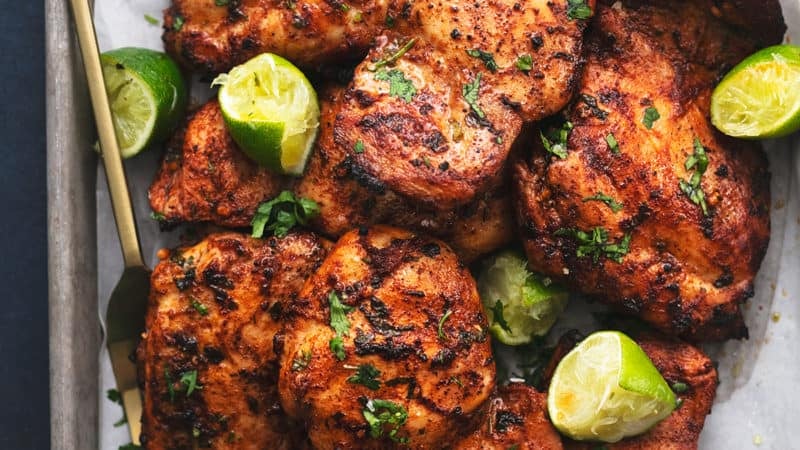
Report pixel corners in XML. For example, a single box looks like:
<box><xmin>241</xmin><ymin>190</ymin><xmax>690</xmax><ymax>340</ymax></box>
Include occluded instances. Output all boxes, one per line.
<box><xmin>138</xmin><ymin>231</ymin><xmax>330</xmax><ymax>449</ymax></box>
<box><xmin>513</xmin><ymin>0</ymin><xmax>784</xmax><ymax>340</ymax></box>
<box><xmin>276</xmin><ymin>226</ymin><xmax>495</xmax><ymax>449</ymax></box>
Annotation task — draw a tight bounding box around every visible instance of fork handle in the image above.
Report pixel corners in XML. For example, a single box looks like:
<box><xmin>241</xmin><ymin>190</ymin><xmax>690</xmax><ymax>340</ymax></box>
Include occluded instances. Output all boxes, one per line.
<box><xmin>69</xmin><ymin>0</ymin><xmax>144</xmax><ymax>269</ymax></box>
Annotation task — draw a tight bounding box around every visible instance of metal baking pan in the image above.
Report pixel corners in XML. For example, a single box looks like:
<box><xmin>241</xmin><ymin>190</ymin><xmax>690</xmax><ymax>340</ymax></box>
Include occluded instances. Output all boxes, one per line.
<box><xmin>46</xmin><ymin>0</ymin><xmax>101</xmax><ymax>448</ymax></box>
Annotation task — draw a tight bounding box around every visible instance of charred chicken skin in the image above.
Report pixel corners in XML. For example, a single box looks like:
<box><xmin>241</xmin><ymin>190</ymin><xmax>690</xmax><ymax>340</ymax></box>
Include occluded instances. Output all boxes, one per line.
<box><xmin>513</xmin><ymin>0</ymin><xmax>783</xmax><ymax>340</ymax></box>
<box><xmin>454</xmin><ymin>383</ymin><xmax>564</xmax><ymax>450</ymax></box>
<box><xmin>276</xmin><ymin>226</ymin><xmax>496</xmax><ymax>449</ymax></box>
<box><xmin>148</xmin><ymin>100</ymin><xmax>285</xmax><ymax>229</ymax></box>
<box><xmin>138</xmin><ymin>231</ymin><xmax>330</xmax><ymax>449</ymax></box>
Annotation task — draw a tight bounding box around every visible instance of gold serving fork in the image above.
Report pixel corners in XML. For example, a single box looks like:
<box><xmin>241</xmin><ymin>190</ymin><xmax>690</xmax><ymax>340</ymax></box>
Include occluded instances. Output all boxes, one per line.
<box><xmin>68</xmin><ymin>0</ymin><xmax>148</xmax><ymax>444</ymax></box>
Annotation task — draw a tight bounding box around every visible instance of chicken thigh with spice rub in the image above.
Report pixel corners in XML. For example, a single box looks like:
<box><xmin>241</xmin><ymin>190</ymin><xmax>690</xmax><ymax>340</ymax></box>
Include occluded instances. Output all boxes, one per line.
<box><xmin>513</xmin><ymin>0</ymin><xmax>783</xmax><ymax>340</ymax></box>
<box><xmin>276</xmin><ymin>226</ymin><xmax>496</xmax><ymax>449</ymax></box>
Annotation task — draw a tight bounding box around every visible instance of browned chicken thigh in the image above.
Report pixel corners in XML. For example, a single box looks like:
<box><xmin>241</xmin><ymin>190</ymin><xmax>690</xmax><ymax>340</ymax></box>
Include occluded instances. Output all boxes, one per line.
<box><xmin>149</xmin><ymin>100</ymin><xmax>285</xmax><ymax>228</ymax></box>
<box><xmin>276</xmin><ymin>226</ymin><xmax>496</xmax><ymax>449</ymax></box>
<box><xmin>138</xmin><ymin>232</ymin><xmax>330</xmax><ymax>449</ymax></box>
<box><xmin>513</xmin><ymin>0</ymin><xmax>783</xmax><ymax>340</ymax></box>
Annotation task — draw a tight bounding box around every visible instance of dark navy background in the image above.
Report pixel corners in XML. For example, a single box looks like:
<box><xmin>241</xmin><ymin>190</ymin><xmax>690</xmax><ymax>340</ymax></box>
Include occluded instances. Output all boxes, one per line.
<box><xmin>0</xmin><ymin>0</ymin><xmax>50</xmax><ymax>448</ymax></box>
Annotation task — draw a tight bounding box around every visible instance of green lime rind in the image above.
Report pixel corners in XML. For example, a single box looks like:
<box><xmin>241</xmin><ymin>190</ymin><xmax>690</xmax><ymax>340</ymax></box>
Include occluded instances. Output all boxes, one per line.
<box><xmin>215</xmin><ymin>53</ymin><xmax>320</xmax><ymax>175</ymax></box>
<box><xmin>478</xmin><ymin>250</ymin><xmax>569</xmax><ymax>345</ymax></box>
<box><xmin>100</xmin><ymin>47</ymin><xmax>187</xmax><ymax>158</ymax></box>
<box><xmin>711</xmin><ymin>44</ymin><xmax>800</xmax><ymax>139</ymax></box>
<box><xmin>617</xmin><ymin>332</ymin><xmax>677</xmax><ymax>408</ymax></box>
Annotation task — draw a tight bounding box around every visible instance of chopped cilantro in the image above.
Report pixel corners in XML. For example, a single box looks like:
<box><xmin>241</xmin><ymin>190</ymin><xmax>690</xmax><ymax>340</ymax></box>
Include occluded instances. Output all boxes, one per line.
<box><xmin>180</xmin><ymin>370</ymin><xmax>201</xmax><ymax>397</ymax></box>
<box><xmin>555</xmin><ymin>227</ymin><xmax>632</xmax><ymax>263</ymax></box>
<box><xmin>642</xmin><ymin>106</ymin><xmax>660</xmax><ymax>129</ymax></box>
<box><xmin>605</xmin><ymin>133</ymin><xmax>620</xmax><ymax>154</ymax></box>
<box><xmin>582</xmin><ymin>192</ymin><xmax>623</xmax><ymax>213</ymax></box>
<box><xmin>671</xmin><ymin>382</ymin><xmax>688</xmax><ymax>393</ymax></box>
<box><xmin>489</xmin><ymin>300</ymin><xmax>512</xmax><ymax>332</ymax></box>
<box><xmin>328</xmin><ymin>291</ymin><xmax>354</xmax><ymax>360</ymax></box>
<box><xmin>291</xmin><ymin>350</ymin><xmax>312</xmax><ymax>371</ymax></box>
<box><xmin>354</xmin><ymin>140</ymin><xmax>365</xmax><ymax>153</ymax></box>
<box><xmin>540</xmin><ymin>120</ymin><xmax>573</xmax><ymax>159</ymax></box>
<box><xmin>172</xmin><ymin>14</ymin><xmax>185</xmax><ymax>31</ymax></box>
<box><xmin>375</xmin><ymin>68</ymin><xmax>417</xmax><ymax>103</ymax></box>
<box><xmin>369</xmin><ymin>38</ymin><xmax>417</xmax><ymax>71</ymax></box>
<box><xmin>347</xmin><ymin>363</ymin><xmax>381</xmax><ymax>390</ymax></box>
<box><xmin>215</xmin><ymin>0</ymin><xmax>230</xmax><ymax>4</ymax></box>
<box><xmin>567</xmin><ymin>0</ymin><xmax>593</xmax><ymax>20</ymax></box>
<box><xmin>678</xmin><ymin>138</ymin><xmax>709</xmax><ymax>216</ymax></box>
<box><xmin>462</xmin><ymin>73</ymin><xmax>485</xmax><ymax>119</ymax></box>
<box><xmin>362</xmin><ymin>399</ymin><xmax>409</xmax><ymax>443</ymax></box>
<box><xmin>515</xmin><ymin>54</ymin><xmax>533</xmax><ymax>72</ymax></box>
<box><xmin>466</xmin><ymin>49</ymin><xmax>498</xmax><ymax>72</ymax></box>
<box><xmin>119</xmin><ymin>444</ymin><xmax>142</xmax><ymax>450</ymax></box>
<box><xmin>251</xmin><ymin>191</ymin><xmax>319</xmax><ymax>238</ymax></box>
<box><xmin>385</xmin><ymin>14</ymin><xmax>396</xmax><ymax>28</ymax></box>
<box><xmin>106</xmin><ymin>389</ymin><xmax>127</xmax><ymax>427</ymax></box>
<box><xmin>190</xmin><ymin>298</ymin><xmax>209</xmax><ymax>316</ymax></box>
<box><xmin>150</xmin><ymin>211</ymin><xmax>166</xmax><ymax>221</ymax></box>
<box><xmin>164</xmin><ymin>367</ymin><xmax>176</xmax><ymax>402</ymax></box>
<box><xmin>437</xmin><ymin>309</ymin><xmax>452</xmax><ymax>340</ymax></box>
<box><xmin>144</xmin><ymin>14</ymin><xmax>159</xmax><ymax>25</ymax></box>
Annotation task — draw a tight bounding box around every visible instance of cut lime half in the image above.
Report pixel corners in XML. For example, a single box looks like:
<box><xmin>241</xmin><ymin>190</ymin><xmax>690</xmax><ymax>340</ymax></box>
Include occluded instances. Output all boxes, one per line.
<box><xmin>547</xmin><ymin>331</ymin><xmax>676</xmax><ymax>443</ymax></box>
<box><xmin>711</xmin><ymin>44</ymin><xmax>800</xmax><ymax>139</ymax></box>
<box><xmin>100</xmin><ymin>47</ymin><xmax>187</xmax><ymax>158</ymax></box>
<box><xmin>213</xmin><ymin>53</ymin><xmax>320</xmax><ymax>175</ymax></box>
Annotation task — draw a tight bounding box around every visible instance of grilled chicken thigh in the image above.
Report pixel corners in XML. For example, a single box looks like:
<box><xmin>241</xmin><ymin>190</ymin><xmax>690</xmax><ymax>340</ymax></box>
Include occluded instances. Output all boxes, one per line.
<box><xmin>277</xmin><ymin>226</ymin><xmax>496</xmax><ymax>449</ymax></box>
<box><xmin>455</xmin><ymin>384</ymin><xmax>564</xmax><ymax>450</ymax></box>
<box><xmin>138</xmin><ymin>231</ymin><xmax>330</xmax><ymax>449</ymax></box>
<box><xmin>149</xmin><ymin>100</ymin><xmax>285</xmax><ymax>228</ymax></box>
<box><xmin>558</xmin><ymin>333</ymin><xmax>718</xmax><ymax>450</ymax></box>
<box><xmin>162</xmin><ymin>0</ymin><xmax>396</xmax><ymax>74</ymax></box>
<box><xmin>513</xmin><ymin>0</ymin><xmax>783</xmax><ymax>340</ymax></box>
<box><xmin>296</xmin><ymin>86</ymin><xmax>515</xmax><ymax>261</ymax></box>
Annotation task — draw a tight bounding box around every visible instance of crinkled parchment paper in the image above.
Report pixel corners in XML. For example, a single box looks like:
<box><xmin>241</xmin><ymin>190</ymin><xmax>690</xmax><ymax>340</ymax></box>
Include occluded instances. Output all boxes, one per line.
<box><xmin>94</xmin><ymin>1</ymin><xmax>800</xmax><ymax>448</ymax></box>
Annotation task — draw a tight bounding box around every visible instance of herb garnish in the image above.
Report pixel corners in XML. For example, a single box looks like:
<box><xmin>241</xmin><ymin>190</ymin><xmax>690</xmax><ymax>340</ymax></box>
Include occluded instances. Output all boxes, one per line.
<box><xmin>466</xmin><ymin>49</ymin><xmax>498</xmax><ymax>72</ymax></box>
<box><xmin>180</xmin><ymin>370</ymin><xmax>201</xmax><ymax>397</ymax></box>
<box><xmin>678</xmin><ymin>138</ymin><xmax>709</xmax><ymax>216</ymax></box>
<box><xmin>144</xmin><ymin>14</ymin><xmax>159</xmax><ymax>25</ymax></box>
<box><xmin>582</xmin><ymin>192</ymin><xmax>623</xmax><ymax>213</ymax></box>
<box><xmin>251</xmin><ymin>191</ymin><xmax>319</xmax><ymax>238</ymax></box>
<box><xmin>362</xmin><ymin>399</ymin><xmax>409</xmax><ymax>443</ymax></box>
<box><xmin>328</xmin><ymin>291</ymin><xmax>354</xmax><ymax>360</ymax></box>
<box><xmin>671</xmin><ymin>382</ymin><xmax>688</xmax><ymax>393</ymax></box>
<box><xmin>164</xmin><ymin>367</ymin><xmax>176</xmax><ymax>402</ymax></box>
<box><xmin>555</xmin><ymin>227</ymin><xmax>631</xmax><ymax>263</ymax></box>
<box><xmin>119</xmin><ymin>444</ymin><xmax>142</xmax><ymax>450</ymax></box>
<box><xmin>190</xmin><ymin>298</ymin><xmax>209</xmax><ymax>316</ymax></box>
<box><xmin>540</xmin><ymin>120</ymin><xmax>573</xmax><ymax>159</ymax></box>
<box><xmin>462</xmin><ymin>73</ymin><xmax>485</xmax><ymax>119</ymax></box>
<box><xmin>369</xmin><ymin>38</ymin><xmax>417</xmax><ymax>71</ymax></box>
<box><xmin>215</xmin><ymin>0</ymin><xmax>230</xmax><ymax>5</ymax></box>
<box><xmin>150</xmin><ymin>211</ymin><xmax>166</xmax><ymax>221</ymax></box>
<box><xmin>642</xmin><ymin>106</ymin><xmax>660</xmax><ymax>129</ymax></box>
<box><xmin>354</xmin><ymin>140</ymin><xmax>365</xmax><ymax>153</ymax></box>
<box><xmin>106</xmin><ymin>389</ymin><xmax>127</xmax><ymax>427</ymax></box>
<box><xmin>437</xmin><ymin>309</ymin><xmax>452</xmax><ymax>340</ymax></box>
<box><xmin>375</xmin><ymin>68</ymin><xmax>417</xmax><ymax>103</ymax></box>
<box><xmin>489</xmin><ymin>300</ymin><xmax>512</xmax><ymax>332</ymax></box>
<box><xmin>515</xmin><ymin>54</ymin><xmax>533</xmax><ymax>73</ymax></box>
<box><xmin>566</xmin><ymin>0</ymin><xmax>592</xmax><ymax>20</ymax></box>
<box><xmin>605</xmin><ymin>133</ymin><xmax>620</xmax><ymax>154</ymax></box>
<box><xmin>347</xmin><ymin>363</ymin><xmax>381</xmax><ymax>390</ymax></box>
<box><xmin>172</xmin><ymin>14</ymin><xmax>185</xmax><ymax>31</ymax></box>
<box><xmin>291</xmin><ymin>350</ymin><xmax>312</xmax><ymax>371</ymax></box>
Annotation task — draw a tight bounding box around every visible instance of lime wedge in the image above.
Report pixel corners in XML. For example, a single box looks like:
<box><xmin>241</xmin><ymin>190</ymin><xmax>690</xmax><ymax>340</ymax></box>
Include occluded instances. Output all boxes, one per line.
<box><xmin>711</xmin><ymin>44</ymin><xmax>800</xmax><ymax>139</ymax></box>
<box><xmin>478</xmin><ymin>250</ymin><xmax>568</xmax><ymax>345</ymax></box>
<box><xmin>547</xmin><ymin>331</ymin><xmax>676</xmax><ymax>443</ymax></box>
<box><xmin>100</xmin><ymin>48</ymin><xmax>187</xmax><ymax>158</ymax></box>
<box><xmin>213</xmin><ymin>53</ymin><xmax>320</xmax><ymax>175</ymax></box>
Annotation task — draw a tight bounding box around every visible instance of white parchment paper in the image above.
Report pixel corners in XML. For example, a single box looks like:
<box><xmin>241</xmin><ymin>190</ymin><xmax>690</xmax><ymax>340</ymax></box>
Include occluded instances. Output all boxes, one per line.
<box><xmin>94</xmin><ymin>1</ymin><xmax>800</xmax><ymax>448</ymax></box>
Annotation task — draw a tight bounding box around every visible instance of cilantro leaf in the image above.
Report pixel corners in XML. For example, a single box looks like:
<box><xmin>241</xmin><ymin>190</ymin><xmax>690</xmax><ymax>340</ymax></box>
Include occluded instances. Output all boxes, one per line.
<box><xmin>515</xmin><ymin>54</ymin><xmax>533</xmax><ymax>72</ymax></box>
<box><xmin>466</xmin><ymin>49</ymin><xmax>498</xmax><ymax>72</ymax></box>
<box><xmin>540</xmin><ymin>120</ymin><xmax>573</xmax><ymax>159</ymax></box>
<box><xmin>437</xmin><ymin>309</ymin><xmax>452</xmax><ymax>340</ymax></box>
<box><xmin>190</xmin><ymin>298</ymin><xmax>209</xmax><ymax>316</ymax></box>
<box><xmin>215</xmin><ymin>0</ymin><xmax>230</xmax><ymax>5</ymax></box>
<box><xmin>462</xmin><ymin>73</ymin><xmax>485</xmax><ymax>119</ymax></box>
<box><xmin>642</xmin><ymin>106</ymin><xmax>660</xmax><ymax>129</ymax></box>
<box><xmin>605</xmin><ymin>133</ymin><xmax>620</xmax><ymax>154</ymax></box>
<box><xmin>375</xmin><ymin>68</ymin><xmax>417</xmax><ymax>103</ymax></box>
<box><xmin>582</xmin><ymin>192</ymin><xmax>623</xmax><ymax>213</ymax></box>
<box><xmin>172</xmin><ymin>14</ymin><xmax>185</xmax><ymax>31</ymax></box>
<box><xmin>164</xmin><ymin>367</ymin><xmax>176</xmax><ymax>402</ymax></box>
<box><xmin>330</xmin><ymin>336</ymin><xmax>346</xmax><ymax>361</ymax></box>
<box><xmin>678</xmin><ymin>138</ymin><xmax>710</xmax><ymax>216</ymax></box>
<box><xmin>567</xmin><ymin>0</ymin><xmax>593</xmax><ymax>20</ymax></box>
<box><xmin>347</xmin><ymin>363</ymin><xmax>382</xmax><ymax>390</ymax></box>
<box><xmin>251</xmin><ymin>191</ymin><xmax>319</xmax><ymax>238</ymax></box>
<box><xmin>369</xmin><ymin>38</ymin><xmax>417</xmax><ymax>71</ymax></box>
<box><xmin>180</xmin><ymin>370</ymin><xmax>201</xmax><ymax>397</ymax></box>
<box><xmin>291</xmin><ymin>350</ymin><xmax>312</xmax><ymax>371</ymax></box>
<box><xmin>489</xmin><ymin>300</ymin><xmax>512</xmax><ymax>332</ymax></box>
<box><xmin>555</xmin><ymin>227</ymin><xmax>631</xmax><ymax>263</ymax></box>
<box><xmin>144</xmin><ymin>14</ymin><xmax>159</xmax><ymax>25</ymax></box>
<box><xmin>119</xmin><ymin>444</ymin><xmax>142</xmax><ymax>450</ymax></box>
<box><xmin>354</xmin><ymin>140</ymin><xmax>365</xmax><ymax>153</ymax></box>
<box><xmin>362</xmin><ymin>399</ymin><xmax>409</xmax><ymax>443</ymax></box>
<box><xmin>328</xmin><ymin>291</ymin><xmax>354</xmax><ymax>360</ymax></box>
<box><xmin>106</xmin><ymin>388</ymin><xmax>122</xmax><ymax>405</ymax></box>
